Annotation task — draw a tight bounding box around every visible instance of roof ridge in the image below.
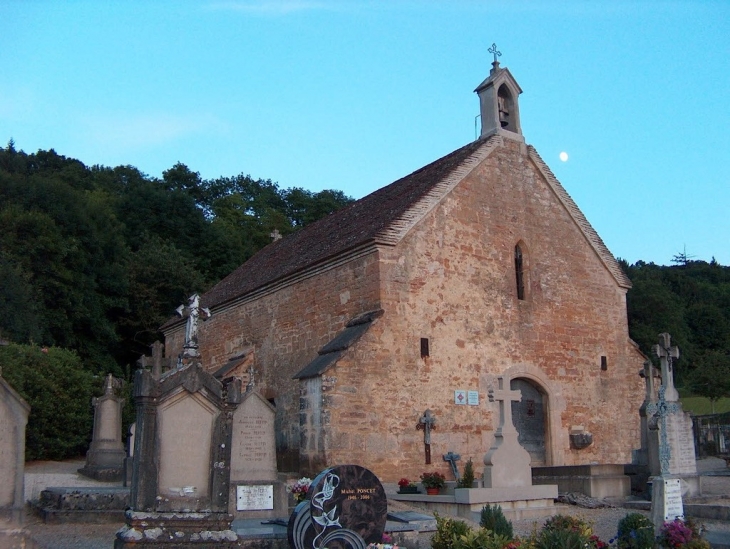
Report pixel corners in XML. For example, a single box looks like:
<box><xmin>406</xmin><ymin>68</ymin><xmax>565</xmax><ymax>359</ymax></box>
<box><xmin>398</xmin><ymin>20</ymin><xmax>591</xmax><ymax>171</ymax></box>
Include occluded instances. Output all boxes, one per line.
<box><xmin>375</xmin><ymin>135</ymin><xmax>503</xmax><ymax>245</ymax></box>
<box><xmin>527</xmin><ymin>145</ymin><xmax>631</xmax><ymax>289</ymax></box>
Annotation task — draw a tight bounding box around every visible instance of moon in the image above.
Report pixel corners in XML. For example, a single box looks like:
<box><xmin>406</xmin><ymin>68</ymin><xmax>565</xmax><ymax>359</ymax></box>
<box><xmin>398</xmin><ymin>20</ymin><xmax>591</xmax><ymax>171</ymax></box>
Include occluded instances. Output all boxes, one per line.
<box><xmin>559</xmin><ymin>152</ymin><xmax>569</xmax><ymax>162</ymax></box>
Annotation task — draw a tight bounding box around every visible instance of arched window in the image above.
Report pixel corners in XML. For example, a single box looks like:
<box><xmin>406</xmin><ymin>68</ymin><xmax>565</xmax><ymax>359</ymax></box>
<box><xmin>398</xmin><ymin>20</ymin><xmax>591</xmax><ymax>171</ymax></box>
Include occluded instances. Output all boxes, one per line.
<box><xmin>515</xmin><ymin>244</ymin><xmax>525</xmax><ymax>300</ymax></box>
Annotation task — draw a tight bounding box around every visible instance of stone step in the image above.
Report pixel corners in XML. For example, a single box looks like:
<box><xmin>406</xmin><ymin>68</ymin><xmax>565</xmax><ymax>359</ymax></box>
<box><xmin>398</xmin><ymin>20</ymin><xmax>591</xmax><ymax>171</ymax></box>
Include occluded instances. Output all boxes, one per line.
<box><xmin>36</xmin><ymin>487</ymin><xmax>130</xmax><ymax>523</ymax></box>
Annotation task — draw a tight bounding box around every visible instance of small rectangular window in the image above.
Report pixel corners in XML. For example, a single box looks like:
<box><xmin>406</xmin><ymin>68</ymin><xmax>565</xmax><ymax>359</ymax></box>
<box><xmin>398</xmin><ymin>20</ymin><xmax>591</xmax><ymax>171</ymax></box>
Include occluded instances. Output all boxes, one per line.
<box><xmin>601</xmin><ymin>356</ymin><xmax>608</xmax><ymax>371</ymax></box>
<box><xmin>420</xmin><ymin>338</ymin><xmax>430</xmax><ymax>358</ymax></box>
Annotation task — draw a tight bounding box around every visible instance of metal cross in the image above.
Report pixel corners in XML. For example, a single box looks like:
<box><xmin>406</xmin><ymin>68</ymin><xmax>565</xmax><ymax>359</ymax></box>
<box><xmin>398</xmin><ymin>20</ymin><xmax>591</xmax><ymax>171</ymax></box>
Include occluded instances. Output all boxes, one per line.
<box><xmin>246</xmin><ymin>363</ymin><xmax>258</xmax><ymax>392</ymax></box>
<box><xmin>443</xmin><ymin>451</ymin><xmax>461</xmax><ymax>480</ymax></box>
<box><xmin>488</xmin><ymin>43</ymin><xmax>502</xmax><ymax>64</ymax></box>
<box><xmin>646</xmin><ymin>385</ymin><xmax>681</xmax><ymax>476</ymax></box>
<box><xmin>417</xmin><ymin>409</ymin><xmax>437</xmax><ymax>464</ymax></box>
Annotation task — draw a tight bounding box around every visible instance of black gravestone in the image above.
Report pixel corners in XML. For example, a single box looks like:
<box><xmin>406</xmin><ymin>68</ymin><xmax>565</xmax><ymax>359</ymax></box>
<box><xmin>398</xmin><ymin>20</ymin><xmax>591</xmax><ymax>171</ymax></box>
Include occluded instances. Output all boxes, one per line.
<box><xmin>288</xmin><ymin>465</ymin><xmax>387</xmax><ymax>549</ymax></box>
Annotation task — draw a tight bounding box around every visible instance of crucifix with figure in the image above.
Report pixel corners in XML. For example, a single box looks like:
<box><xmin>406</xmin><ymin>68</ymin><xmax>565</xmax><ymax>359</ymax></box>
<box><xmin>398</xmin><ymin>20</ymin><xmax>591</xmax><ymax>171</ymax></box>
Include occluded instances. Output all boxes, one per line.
<box><xmin>417</xmin><ymin>409</ymin><xmax>436</xmax><ymax>465</ymax></box>
<box><xmin>176</xmin><ymin>293</ymin><xmax>211</xmax><ymax>359</ymax></box>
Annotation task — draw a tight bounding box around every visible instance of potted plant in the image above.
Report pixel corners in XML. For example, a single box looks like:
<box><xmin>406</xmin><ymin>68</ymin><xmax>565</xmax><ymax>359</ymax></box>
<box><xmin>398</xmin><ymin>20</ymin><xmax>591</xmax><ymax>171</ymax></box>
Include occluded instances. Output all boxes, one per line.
<box><xmin>420</xmin><ymin>471</ymin><xmax>446</xmax><ymax>495</ymax></box>
<box><xmin>397</xmin><ymin>478</ymin><xmax>419</xmax><ymax>494</ymax></box>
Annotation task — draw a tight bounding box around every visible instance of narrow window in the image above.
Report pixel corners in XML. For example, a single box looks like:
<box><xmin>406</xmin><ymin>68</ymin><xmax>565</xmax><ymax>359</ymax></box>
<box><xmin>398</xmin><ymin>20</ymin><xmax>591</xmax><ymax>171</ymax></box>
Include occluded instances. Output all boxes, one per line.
<box><xmin>515</xmin><ymin>244</ymin><xmax>525</xmax><ymax>300</ymax></box>
<box><xmin>420</xmin><ymin>338</ymin><xmax>430</xmax><ymax>358</ymax></box>
<box><xmin>601</xmin><ymin>356</ymin><xmax>608</xmax><ymax>371</ymax></box>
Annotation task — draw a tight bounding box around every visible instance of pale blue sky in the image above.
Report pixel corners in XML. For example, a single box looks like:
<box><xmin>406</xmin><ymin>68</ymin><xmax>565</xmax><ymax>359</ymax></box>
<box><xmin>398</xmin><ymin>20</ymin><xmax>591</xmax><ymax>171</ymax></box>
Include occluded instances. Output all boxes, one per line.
<box><xmin>2</xmin><ymin>1</ymin><xmax>728</xmax><ymax>265</ymax></box>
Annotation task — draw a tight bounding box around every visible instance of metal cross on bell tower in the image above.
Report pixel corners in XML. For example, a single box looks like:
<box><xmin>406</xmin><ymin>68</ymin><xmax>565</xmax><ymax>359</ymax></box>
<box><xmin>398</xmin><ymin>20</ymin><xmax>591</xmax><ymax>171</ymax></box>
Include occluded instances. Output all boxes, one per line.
<box><xmin>488</xmin><ymin>42</ymin><xmax>502</xmax><ymax>71</ymax></box>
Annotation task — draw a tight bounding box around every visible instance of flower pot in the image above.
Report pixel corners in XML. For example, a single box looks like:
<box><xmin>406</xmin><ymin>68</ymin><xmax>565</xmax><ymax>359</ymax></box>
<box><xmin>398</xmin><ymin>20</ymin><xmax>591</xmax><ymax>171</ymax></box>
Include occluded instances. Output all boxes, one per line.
<box><xmin>426</xmin><ymin>487</ymin><xmax>440</xmax><ymax>495</ymax></box>
<box><xmin>398</xmin><ymin>486</ymin><xmax>419</xmax><ymax>494</ymax></box>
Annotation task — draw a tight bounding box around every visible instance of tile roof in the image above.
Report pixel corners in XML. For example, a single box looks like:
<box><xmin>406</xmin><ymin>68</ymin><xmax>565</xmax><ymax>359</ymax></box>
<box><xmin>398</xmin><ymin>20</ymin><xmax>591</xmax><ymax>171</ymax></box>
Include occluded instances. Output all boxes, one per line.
<box><xmin>162</xmin><ymin>135</ymin><xmax>629</xmax><ymax>330</ymax></box>
<box><xmin>197</xmin><ymin>137</ymin><xmax>488</xmax><ymax>312</ymax></box>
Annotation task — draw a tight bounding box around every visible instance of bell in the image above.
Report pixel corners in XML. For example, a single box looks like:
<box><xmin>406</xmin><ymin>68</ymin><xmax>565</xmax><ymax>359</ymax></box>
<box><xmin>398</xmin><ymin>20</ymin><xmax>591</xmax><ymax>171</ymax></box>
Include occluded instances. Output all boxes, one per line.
<box><xmin>499</xmin><ymin>109</ymin><xmax>509</xmax><ymax>128</ymax></box>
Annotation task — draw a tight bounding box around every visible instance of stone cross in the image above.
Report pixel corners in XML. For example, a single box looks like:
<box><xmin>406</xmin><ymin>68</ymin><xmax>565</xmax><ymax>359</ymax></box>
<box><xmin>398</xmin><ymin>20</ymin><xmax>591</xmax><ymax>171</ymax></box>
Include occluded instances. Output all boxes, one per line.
<box><xmin>653</xmin><ymin>332</ymin><xmax>680</xmax><ymax>402</ymax></box>
<box><xmin>175</xmin><ymin>294</ymin><xmax>211</xmax><ymax>357</ymax></box>
<box><xmin>417</xmin><ymin>409</ymin><xmax>436</xmax><ymax>464</ymax></box>
<box><xmin>488</xmin><ymin>376</ymin><xmax>521</xmax><ymax>436</ymax></box>
<box><xmin>640</xmin><ymin>360</ymin><xmax>658</xmax><ymax>404</ymax></box>
<box><xmin>442</xmin><ymin>451</ymin><xmax>461</xmax><ymax>480</ymax></box>
<box><xmin>270</xmin><ymin>229</ymin><xmax>282</xmax><ymax>242</ymax></box>
<box><xmin>646</xmin><ymin>385</ymin><xmax>681</xmax><ymax>476</ymax></box>
<box><xmin>151</xmin><ymin>341</ymin><xmax>164</xmax><ymax>379</ymax></box>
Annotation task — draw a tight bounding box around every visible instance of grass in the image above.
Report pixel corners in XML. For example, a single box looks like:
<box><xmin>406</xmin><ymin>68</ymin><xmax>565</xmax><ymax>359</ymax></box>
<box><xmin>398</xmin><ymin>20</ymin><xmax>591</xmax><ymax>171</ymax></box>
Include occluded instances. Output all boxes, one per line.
<box><xmin>679</xmin><ymin>396</ymin><xmax>730</xmax><ymax>415</ymax></box>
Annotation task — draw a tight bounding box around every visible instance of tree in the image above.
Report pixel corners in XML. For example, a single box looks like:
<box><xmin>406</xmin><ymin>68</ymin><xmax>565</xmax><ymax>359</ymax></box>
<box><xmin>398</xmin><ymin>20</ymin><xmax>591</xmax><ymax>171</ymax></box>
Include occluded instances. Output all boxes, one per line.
<box><xmin>0</xmin><ymin>343</ymin><xmax>97</xmax><ymax>460</ymax></box>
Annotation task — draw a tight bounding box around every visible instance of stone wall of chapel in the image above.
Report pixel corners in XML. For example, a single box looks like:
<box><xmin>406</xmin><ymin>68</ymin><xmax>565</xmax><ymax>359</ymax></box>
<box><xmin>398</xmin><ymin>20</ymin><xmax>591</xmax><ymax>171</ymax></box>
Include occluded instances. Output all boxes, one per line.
<box><xmin>322</xmin><ymin>140</ymin><xmax>644</xmax><ymax>482</ymax></box>
<box><xmin>164</xmin><ymin>251</ymin><xmax>381</xmax><ymax>471</ymax></box>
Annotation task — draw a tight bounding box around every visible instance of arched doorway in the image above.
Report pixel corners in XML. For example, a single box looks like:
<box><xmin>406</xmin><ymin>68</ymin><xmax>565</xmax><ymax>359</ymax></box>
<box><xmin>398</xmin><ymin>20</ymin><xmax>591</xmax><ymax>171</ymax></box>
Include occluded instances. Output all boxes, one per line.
<box><xmin>510</xmin><ymin>378</ymin><xmax>547</xmax><ymax>466</ymax></box>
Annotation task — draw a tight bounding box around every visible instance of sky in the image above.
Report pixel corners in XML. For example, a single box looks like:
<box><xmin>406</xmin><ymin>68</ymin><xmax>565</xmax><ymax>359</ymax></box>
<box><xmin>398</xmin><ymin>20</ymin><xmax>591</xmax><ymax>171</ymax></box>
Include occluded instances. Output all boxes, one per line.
<box><xmin>2</xmin><ymin>0</ymin><xmax>728</xmax><ymax>266</ymax></box>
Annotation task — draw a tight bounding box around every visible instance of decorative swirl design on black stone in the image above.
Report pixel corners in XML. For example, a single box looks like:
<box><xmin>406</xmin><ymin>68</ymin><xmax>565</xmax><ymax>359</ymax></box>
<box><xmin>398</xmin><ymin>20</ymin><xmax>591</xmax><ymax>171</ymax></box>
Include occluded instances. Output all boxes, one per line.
<box><xmin>287</xmin><ymin>465</ymin><xmax>387</xmax><ymax>549</ymax></box>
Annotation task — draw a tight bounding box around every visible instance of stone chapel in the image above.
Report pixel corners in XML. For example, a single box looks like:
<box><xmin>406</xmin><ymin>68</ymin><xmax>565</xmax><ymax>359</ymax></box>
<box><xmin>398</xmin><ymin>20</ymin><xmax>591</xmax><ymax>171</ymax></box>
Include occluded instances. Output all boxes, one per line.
<box><xmin>162</xmin><ymin>58</ymin><xmax>646</xmax><ymax>482</ymax></box>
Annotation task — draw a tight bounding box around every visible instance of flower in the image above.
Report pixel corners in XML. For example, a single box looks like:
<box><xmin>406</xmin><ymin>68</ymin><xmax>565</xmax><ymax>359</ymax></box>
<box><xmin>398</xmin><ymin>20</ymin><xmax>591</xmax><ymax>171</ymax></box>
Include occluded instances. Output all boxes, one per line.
<box><xmin>287</xmin><ymin>477</ymin><xmax>312</xmax><ymax>503</ymax></box>
<box><xmin>419</xmin><ymin>471</ymin><xmax>446</xmax><ymax>489</ymax></box>
<box><xmin>658</xmin><ymin>519</ymin><xmax>693</xmax><ymax>548</ymax></box>
<box><xmin>397</xmin><ymin>478</ymin><xmax>414</xmax><ymax>488</ymax></box>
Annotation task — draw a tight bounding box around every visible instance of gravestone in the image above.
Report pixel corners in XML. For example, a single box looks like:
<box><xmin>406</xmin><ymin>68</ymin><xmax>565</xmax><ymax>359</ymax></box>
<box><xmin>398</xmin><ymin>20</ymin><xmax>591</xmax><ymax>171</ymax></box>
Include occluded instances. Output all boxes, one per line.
<box><xmin>0</xmin><ymin>369</ymin><xmax>31</xmax><ymax>545</ymax></box>
<box><xmin>228</xmin><ymin>388</ymin><xmax>287</xmax><ymax>519</ymax></box>
<box><xmin>483</xmin><ymin>376</ymin><xmax>532</xmax><ymax>488</ymax></box>
<box><xmin>79</xmin><ymin>373</ymin><xmax>126</xmax><ymax>481</ymax></box>
<box><xmin>288</xmin><ymin>465</ymin><xmax>387</xmax><ymax>549</ymax></box>
<box><xmin>116</xmin><ymin>301</ymin><xmax>242</xmax><ymax>548</ymax></box>
<box><xmin>648</xmin><ymin>333</ymin><xmax>699</xmax><ymax>530</ymax></box>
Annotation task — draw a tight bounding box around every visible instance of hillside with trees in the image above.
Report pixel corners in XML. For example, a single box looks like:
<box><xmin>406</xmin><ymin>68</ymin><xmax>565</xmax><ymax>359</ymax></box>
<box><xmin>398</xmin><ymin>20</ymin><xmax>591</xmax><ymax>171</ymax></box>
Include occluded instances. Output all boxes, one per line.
<box><xmin>623</xmin><ymin>258</ymin><xmax>730</xmax><ymax>405</ymax></box>
<box><xmin>0</xmin><ymin>141</ymin><xmax>353</xmax><ymax>373</ymax></box>
<box><xmin>1</xmin><ymin>140</ymin><xmax>728</xmax><ymax>458</ymax></box>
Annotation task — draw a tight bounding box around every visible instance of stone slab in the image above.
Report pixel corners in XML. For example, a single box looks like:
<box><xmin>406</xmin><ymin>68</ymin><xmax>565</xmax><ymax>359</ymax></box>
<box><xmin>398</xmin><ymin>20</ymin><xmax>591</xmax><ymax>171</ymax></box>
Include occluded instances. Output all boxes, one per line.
<box><xmin>532</xmin><ymin>464</ymin><xmax>631</xmax><ymax>498</ymax></box>
<box><xmin>453</xmin><ymin>484</ymin><xmax>557</xmax><ymax>504</ymax></box>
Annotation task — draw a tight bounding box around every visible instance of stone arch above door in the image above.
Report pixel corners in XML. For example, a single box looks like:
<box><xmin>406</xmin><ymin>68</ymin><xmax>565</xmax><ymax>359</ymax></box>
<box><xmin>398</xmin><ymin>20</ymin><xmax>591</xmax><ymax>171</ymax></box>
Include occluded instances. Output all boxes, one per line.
<box><xmin>499</xmin><ymin>364</ymin><xmax>567</xmax><ymax>466</ymax></box>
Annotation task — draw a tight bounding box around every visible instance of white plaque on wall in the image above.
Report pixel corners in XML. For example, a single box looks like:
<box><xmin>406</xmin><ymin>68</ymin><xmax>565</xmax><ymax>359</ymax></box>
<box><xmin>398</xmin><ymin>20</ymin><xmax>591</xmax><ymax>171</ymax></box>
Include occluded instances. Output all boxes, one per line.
<box><xmin>467</xmin><ymin>391</ymin><xmax>479</xmax><ymax>406</ymax></box>
<box><xmin>663</xmin><ymin>478</ymin><xmax>684</xmax><ymax>521</ymax></box>
<box><xmin>454</xmin><ymin>390</ymin><xmax>467</xmax><ymax>405</ymax></box>
<box><xmin>236</xmin><ymin>484</ymin><xmax>274</xmax><ymax>511</ymax></box>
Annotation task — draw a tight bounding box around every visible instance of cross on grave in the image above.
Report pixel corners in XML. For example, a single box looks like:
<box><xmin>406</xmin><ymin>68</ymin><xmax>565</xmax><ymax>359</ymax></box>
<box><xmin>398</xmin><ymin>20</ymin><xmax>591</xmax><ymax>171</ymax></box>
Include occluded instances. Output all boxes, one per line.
<box><xmin>175</xmin><ymin>293</ymin><xmax>211</xmax><ymax>359</ymax></box>
<box><xmin>653</xmin><ymin>332</ymin><xmax>680</xmax><ymax>402</ymax></box>
<box><xmin>151</xmin><ymin>341</ymin><xmax>164</xmax><ymax>379</ymax></box>
<box><xmin>639</xmin><ymin>359</ymin><xmax>658</xmax><ymax>404</ymax></box>
<box><xmin>245</xmin><ymin>363</ymin><xmax>258</xmax><ymax>392</ymax></box>
<box><xmin>269</xmin><ymin>229</ymin><xmax>282</xmax><ymax>242</ymax></box>
<box><xmin>443</xmin><ymin>452</ymin><xmax>461</xmax><ymax>480</ymax></box>
<box><xmin>488</xmin><ymin>376</ymin><xmax>521</xmax><ymax>436</ymax></box>
<box><xmin>417</xmin><ymin>409</ymin><xmax>436</xmax><ymax>465</ymax></box>
<box><xmin>646</xmin><ymin>385</ymin><xmax>681</xmax><ymax>476</ymax></box>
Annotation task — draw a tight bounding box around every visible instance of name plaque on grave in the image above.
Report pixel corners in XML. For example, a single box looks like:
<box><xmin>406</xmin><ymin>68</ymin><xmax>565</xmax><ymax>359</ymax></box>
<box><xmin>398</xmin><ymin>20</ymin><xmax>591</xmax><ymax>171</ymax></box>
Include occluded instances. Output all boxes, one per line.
<box><xmin>236</xmin><ymin>485</ymin><xmax>274</xmax><ymax>511</ymax></box>
<box><xmin>663</xmin><ymin>478</ymin><xmax>684</xmax><ymax>521</ymax></box>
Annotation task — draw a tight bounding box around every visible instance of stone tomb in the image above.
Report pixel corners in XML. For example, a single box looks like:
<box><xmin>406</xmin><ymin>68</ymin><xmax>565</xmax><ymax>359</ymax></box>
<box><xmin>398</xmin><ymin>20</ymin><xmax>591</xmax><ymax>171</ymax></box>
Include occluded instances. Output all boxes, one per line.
<box><xmin>79</xmin><ymin>374</ymin><xmax>126</xmax><ymax>481</ymax></box>
<box><xmin>288</xmin><ymin>465</ymin><xmax>387</xmax><ymax>549</ymax></box>
<box><xmin>229</xmin><ymin>389</ymin><xmax>286</xmax><ymax>519</ymax></box>
<box><xmin>0</xmin><ymin>370</ymin><xmax>32</xmax><ymax>546</ymax></box>
<box><xmin>115</xmin><ymin>363</ymin><xmax>242</xmax><ymax>548</ymax></box>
